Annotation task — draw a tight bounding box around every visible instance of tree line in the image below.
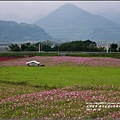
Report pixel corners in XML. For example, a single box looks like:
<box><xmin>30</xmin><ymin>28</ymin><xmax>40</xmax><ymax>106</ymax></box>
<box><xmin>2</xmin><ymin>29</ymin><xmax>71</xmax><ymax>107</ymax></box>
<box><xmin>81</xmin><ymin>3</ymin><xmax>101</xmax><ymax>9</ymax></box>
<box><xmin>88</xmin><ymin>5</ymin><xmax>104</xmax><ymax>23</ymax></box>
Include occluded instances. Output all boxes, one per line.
<box><xmin>9</xmin><ymin>40</ymin><xmax>120</xmax><ymax>52</ymax></box>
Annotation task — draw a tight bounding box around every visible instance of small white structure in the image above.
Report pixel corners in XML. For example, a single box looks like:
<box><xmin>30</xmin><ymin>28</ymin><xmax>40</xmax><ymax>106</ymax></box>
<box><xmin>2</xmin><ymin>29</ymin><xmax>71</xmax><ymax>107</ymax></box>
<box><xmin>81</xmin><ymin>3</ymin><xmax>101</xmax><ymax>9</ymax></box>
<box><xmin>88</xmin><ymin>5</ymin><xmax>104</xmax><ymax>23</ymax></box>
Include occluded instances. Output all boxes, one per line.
<box><xmin>26</xmin><ymin>60</ymin><xmax>40</xmax><ymax>66</ymax></box>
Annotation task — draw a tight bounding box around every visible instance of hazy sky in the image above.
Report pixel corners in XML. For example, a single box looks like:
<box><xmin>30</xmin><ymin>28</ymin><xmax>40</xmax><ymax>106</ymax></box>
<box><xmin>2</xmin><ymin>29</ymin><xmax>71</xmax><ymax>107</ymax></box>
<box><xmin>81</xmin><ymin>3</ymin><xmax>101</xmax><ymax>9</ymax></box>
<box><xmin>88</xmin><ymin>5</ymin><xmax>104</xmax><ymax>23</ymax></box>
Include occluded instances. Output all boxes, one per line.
<box><xmin>0</xmin><ymin>1</ymin><xmax>120</xmax><ymax>24</ymax></box>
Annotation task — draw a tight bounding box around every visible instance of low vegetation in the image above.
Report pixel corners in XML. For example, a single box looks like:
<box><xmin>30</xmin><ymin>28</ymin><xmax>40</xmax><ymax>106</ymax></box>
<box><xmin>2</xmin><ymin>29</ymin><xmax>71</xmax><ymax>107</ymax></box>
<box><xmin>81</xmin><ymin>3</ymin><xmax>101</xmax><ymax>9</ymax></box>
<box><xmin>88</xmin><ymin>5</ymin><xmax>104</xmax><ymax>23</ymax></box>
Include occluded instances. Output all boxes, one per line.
<box><xmin>0</xmin><ymin>83</ymin><xmax>120</xmax><ymax>119</ymax></box>
<box><xmin>0</xmin><ymin>56</ymin><xmax>120</xmax><ymax>119</ymax></box>
<box><xmin>0</xmin><ymin>66</ymin><xmax>120</xmax><ymax>87</ymax></box>
<box><xmin>0</xmin><ymin>52</ymin><xmax>120</xmax><ymax>59</ymax></box>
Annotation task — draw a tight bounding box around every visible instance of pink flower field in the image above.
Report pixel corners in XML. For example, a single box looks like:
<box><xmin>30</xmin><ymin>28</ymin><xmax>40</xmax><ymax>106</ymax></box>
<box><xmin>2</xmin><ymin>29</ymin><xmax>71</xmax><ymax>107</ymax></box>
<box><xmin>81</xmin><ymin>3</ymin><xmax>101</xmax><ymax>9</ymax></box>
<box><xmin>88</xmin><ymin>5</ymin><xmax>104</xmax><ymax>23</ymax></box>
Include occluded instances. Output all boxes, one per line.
<box><xmin>0</xmin><ymin>57</ymin><xmax>20</xmax><ymax>61</ymax></box>
<box><xmin>0</xmin><ymin>56</ymin><xmax>120</xmax><ymax>119</ymax></box>
<box><xmin>0</xmin><ymin>85</ymin><xmax>120</xmax><ymax>119</ymax></box>
<box><xmin>0</xmin><ymin>56</ymin><xmax>120</xmax><ymax>67</ymax></box>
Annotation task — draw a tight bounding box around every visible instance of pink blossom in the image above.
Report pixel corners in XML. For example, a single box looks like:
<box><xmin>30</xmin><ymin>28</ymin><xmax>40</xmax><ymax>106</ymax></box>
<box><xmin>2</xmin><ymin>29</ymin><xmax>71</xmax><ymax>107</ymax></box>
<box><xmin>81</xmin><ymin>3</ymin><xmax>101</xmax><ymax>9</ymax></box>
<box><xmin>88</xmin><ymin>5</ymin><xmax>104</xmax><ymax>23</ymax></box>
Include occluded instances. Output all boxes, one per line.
<box><xmin>0</xmin><ymin>56</ymin><xmax>120</xmax><ymax>67</ymax></box>
<box><xmin>0</xmin><ymin>85</ymin><xmax>120</xmax><ymax>119</ymax></box>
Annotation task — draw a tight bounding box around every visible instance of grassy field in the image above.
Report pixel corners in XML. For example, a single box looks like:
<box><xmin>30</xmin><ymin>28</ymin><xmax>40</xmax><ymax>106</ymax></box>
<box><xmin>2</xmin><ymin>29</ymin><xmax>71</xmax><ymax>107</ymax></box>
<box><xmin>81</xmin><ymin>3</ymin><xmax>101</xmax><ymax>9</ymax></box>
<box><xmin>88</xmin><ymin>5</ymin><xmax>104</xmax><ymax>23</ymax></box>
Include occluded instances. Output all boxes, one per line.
<box><xmin>0</xmin><ymin>56</ymin><xmax>120</xmax><ymax>119</ymax></box>
<box><xmin>0</xmin><ymin>66</ymin><xmax>120</xmax><ymax>87</ymax></box>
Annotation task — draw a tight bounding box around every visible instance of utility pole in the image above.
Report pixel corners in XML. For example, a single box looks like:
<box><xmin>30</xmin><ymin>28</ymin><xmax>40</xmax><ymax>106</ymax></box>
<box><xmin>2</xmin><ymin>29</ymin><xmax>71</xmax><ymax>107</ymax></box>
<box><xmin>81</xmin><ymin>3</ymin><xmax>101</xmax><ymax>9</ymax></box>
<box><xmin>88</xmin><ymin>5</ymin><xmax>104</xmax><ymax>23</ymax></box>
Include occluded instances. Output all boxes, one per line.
<box><xmin>39</xmin><ymin>43</ymin><xmax>41</xmax><ymax>52</ymax></box>
<box><xmin>41</xmin><ymin>44</ymin><xmax>42</xmax><ymax>52</ymax></box>
<box><xmin>58</xmin><ymin>48</ymin><xmax>60</xmax><ymax>56</ymax></box>
<box><xmin>106</xmin><ymin>44</ymin><xmax>109</xmax><ymax>53</ymax></box>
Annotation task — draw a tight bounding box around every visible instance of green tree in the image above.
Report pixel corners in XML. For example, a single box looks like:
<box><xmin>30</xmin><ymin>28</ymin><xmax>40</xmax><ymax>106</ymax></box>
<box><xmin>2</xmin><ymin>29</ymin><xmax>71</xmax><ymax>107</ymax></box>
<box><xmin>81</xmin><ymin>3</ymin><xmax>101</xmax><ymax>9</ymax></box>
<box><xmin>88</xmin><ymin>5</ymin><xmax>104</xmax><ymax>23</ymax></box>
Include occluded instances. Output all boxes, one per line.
<box><xmin>110</xmin><ymin>43</ymin><xmax>118</xmax><ymax>52</ymax></box>
<box><xmin>9</xmin><ymin>44</ymin><xmax>21</xmax><ymax>51</ymax></box>
<box><xmin>59</xmin><ymin>40</ymin><xmax>98</xmax><ymax>52</ymax></box>
<box><xmin>21</xmin><ymin>42</ymin><xmax>38</xmax><ymax>51</ymax></box>
<box><xmin>21</xmin><ymin>43</ymin><xmax>28</xmax><ymax>51</ymax></box>
<box><xmin>51</xmin><ymin>45</ymin><xmax>59</xmax><ymax>51</ymax></box>
<box><xmin>42</xmin><ymin>44</ymin><xmax>51</xmax><ymax>52</ymax></box>
<box><xmin>59</xmin><ymin>42</ymin><xmax>71</xmax><ymax>51</ymax></box>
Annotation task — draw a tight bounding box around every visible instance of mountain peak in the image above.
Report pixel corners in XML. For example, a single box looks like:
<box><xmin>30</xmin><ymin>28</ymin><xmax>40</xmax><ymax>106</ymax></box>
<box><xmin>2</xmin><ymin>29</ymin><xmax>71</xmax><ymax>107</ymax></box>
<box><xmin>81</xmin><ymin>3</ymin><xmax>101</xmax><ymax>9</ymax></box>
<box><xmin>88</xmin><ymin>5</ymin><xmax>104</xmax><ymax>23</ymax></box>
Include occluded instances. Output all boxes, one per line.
<box><xmin>58</xmin><ymin>3</ymin><xmax>79</xmax><ymax>9</ymax></box>
<box><xmin>0</xmin><ymin>20</ymin><xmax>53</xmax><ymax>43</ymax></box>
<box><xmin>50</xmin><ymin>3</ymin><xmax>90</xmax><ymax>16</ymax></box>
<box><xmin>35</xmin><ymin>4</ymin><xmax>120</xmax><ymax>42</ymax></box>
<box><xmin>57</xmin><ymin>3</ymin><xmax>84</xmax><ymax>11</ymax></box>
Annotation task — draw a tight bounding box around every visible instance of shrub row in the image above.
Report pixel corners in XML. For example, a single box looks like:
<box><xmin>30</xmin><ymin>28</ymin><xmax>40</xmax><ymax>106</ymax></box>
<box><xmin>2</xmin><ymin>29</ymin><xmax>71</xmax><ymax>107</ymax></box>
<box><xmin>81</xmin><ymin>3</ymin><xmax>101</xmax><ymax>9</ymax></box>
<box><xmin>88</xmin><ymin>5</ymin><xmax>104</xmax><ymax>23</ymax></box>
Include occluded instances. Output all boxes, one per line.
<box><xmin>0</xmin><ymin>52</ymin><xmax>58</xmax><ymax>57</ymax></box>
<box><xmin>0</xmin><ymin>52</ymin><xmax>120</xmax><ymax>58</ymax></box>
<box><xmin>66</xmin><ymin>52</ymin><xmax>120</xmax><ymax>58</ymax></box>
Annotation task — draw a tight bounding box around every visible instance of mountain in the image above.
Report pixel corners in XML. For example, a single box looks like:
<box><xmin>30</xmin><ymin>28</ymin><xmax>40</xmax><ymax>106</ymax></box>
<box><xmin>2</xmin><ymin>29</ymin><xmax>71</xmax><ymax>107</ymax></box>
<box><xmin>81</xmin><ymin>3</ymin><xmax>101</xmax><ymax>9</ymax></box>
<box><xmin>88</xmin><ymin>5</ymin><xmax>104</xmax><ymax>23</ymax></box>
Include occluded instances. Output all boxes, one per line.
<box><xmin>0</xmin><ymin>20</ymin><xmax>53</xmax><ymax>43</ymax></box>
<box><xmin>35</xmin><ymin>4</ymin><xmax>120</xmax><ymax>42</ymax></box>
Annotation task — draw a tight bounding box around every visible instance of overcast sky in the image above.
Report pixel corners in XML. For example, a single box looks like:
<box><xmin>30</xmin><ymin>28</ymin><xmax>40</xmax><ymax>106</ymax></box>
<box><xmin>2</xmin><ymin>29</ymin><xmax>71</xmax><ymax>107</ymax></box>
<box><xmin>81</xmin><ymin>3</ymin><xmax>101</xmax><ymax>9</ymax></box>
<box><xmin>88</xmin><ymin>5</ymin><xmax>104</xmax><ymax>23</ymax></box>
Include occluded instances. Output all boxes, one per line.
<box><xmin>0</xmin><ymin>1</ymin><xmax>120</xmax><ymax>24</ymax></box>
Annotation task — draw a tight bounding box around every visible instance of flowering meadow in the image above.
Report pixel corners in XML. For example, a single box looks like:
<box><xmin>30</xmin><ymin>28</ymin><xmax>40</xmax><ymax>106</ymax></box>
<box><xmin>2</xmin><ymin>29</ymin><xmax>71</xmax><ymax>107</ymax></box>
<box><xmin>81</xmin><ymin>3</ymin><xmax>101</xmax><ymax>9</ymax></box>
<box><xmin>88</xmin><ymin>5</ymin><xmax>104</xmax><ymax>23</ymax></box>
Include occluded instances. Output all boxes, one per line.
<box><xmin>0</xmin><ymin>56</ymin><xmax>120</xmax><ymax>67</ymax></box>
<box><xmin>0</xmin><ymin>56</ymin><xmax>120</xmax><ymax>119</ymax></box>
<box><xmin>0</xmin><ymin>85</ymin><xmax>120</xmax><ymax>119</ymax></box>
<box><xmin>0</xmin><ymin>57</ymin><xmax>20</xmax><ymax>61</ymax></box>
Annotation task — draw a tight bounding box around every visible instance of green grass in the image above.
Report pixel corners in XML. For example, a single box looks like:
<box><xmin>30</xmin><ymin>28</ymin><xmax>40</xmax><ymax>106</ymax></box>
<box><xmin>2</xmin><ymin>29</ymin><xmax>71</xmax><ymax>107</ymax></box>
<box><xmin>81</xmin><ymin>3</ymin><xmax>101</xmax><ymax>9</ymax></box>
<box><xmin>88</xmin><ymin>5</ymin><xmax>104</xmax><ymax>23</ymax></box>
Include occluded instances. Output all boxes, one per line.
<box><xmin>0</xmin><ymin>66</ymin><xmax>120</xmax><ymax>88</ymax></box>
<box><xmin>0</xmin><ymin>52</ymin><xmax>58</xmax><ymax>57</ymax></box>
<box><xmin>0</xmin><ymin>66</ymin><xmax>120</xmax><ymax>119</ymax></box>
<box><xmin>0</xmin><ymin>83</ymin><xmax>43</xmax><ymax>99</ymax></box>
